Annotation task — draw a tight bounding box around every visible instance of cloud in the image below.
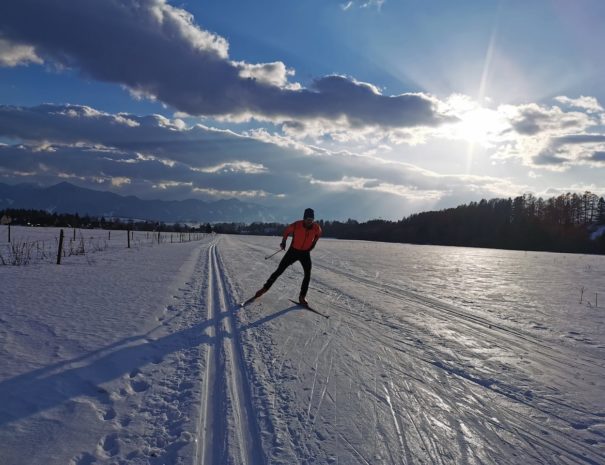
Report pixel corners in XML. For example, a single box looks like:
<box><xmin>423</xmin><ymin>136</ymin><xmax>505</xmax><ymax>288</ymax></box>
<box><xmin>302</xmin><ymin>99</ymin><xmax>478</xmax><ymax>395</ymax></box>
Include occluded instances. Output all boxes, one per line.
<box><xmin>554</xmin><ymin>95</ymin><xmax>604</xmax><ymax>114</ymax></box>
<box><xmin>0</xmin><ymin>38</ymin><xmax>42</xmax><ymax>67</ymax></box>
<box><xmin>591</xmin><ymin>151</ymin><xmax>605</xmax><ymax>162</ymax></box>
<box><xmin>341</xmin><ymin>0</ymin><xmax>385</xmax><ymax>11</ymax></box>
<box><xmin>503</xmin><ymin>103</ymin><xmax>593</xmax><ymax>136</ymax></box>
<box><xmin>533</xmin><ymin>134</ymin><xmax>605</xmax><ymax>169</ymax></box>
<box><xmin>0</xmin><ymin>103</ymin><xmax>522</xmax><ymax>219</ymax></box>
<box><xmin>540</xmin><ymin>184</ymin><xmax>605</xmax><ymax>198</ymax></box>
<box><xmin>490</xmin><ymin>99</ymin><xmax>605</xmax><ymax>170</ymax></box>
<box><xmin>234</xmin><ymin>61</ymin><xmax>300</xmax><ymax>90</ymax></box>
<box><xmin>0</xmin><ymin>0</ymin><xmax>447</xmax><ymax>132</ymax></box>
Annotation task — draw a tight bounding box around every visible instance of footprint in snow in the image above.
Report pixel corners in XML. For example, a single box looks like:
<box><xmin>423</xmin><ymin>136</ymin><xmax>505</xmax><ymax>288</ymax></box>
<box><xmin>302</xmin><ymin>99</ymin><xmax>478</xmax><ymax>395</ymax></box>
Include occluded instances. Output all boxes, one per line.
<box><xmin>98</xmin><ymin>433</ymin><xmax>120</xmax><ymax>458</ymax></box>
<box><xmin>130</xmin><ymin>378</ymin><xmax>151</xmax><ymax>393</ymax></box>
<box><xmin>70</xmin><ymin>451</ymin><xmax>96</xmax><ymax>465</ymax></box>
<box><xmin>103</xmin><ymin>408</ymin><xmax>117</xmax><ymax>421</ymax></box>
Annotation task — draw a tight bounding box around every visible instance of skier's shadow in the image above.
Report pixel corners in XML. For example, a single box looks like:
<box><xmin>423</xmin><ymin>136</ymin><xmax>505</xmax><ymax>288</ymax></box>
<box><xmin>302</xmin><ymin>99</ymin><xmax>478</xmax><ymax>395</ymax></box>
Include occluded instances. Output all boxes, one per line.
<box><xmin>239</xmin><ymin>304</ymin><xmax>301</xmax><ymax>331</ymax></box>
<box><xmin>0</xmin><ymin>304</ymin><xmax>299</xmax><ymax>427</ymax></box>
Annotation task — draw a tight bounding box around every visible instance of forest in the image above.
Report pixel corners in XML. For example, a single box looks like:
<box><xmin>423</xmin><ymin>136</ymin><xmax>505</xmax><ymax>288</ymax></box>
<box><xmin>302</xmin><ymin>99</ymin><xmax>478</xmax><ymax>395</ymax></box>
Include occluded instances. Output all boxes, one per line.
<box><xmin>214</xmin><ymin>192</ymin><xmax>605</xmax><ymax>255</ymax></box>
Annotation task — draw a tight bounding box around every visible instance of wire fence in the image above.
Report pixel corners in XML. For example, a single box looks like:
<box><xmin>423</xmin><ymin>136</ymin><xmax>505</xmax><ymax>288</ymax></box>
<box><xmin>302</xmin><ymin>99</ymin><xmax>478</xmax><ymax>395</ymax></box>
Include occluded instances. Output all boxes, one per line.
<box><xmin>0</xmin><ymin>226</ymin><xmax>211</xmax><ymax>266</ymax></box>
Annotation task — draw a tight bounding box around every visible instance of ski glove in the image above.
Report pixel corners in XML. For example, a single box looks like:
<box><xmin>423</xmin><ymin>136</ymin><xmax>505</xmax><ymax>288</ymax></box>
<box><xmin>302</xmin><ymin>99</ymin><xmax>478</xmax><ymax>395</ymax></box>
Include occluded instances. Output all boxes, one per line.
<box><xmin>280</xmin><ymin>240</ymin><xmax>286</xmax><ymax>249</ymax></box>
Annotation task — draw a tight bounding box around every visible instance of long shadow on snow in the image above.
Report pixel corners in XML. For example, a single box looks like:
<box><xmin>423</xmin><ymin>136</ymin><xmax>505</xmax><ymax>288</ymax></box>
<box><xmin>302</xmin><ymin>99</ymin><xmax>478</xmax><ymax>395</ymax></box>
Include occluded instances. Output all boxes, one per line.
<box><xmin>0</xmin><ymin>304</ymin><xmax>302</xmax><ymax>427</ymax></box>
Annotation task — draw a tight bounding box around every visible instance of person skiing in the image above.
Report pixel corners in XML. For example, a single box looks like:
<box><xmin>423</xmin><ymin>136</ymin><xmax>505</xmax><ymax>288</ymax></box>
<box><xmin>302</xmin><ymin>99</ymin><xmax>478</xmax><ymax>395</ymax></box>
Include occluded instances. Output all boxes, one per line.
<box><xmin>254</xmin><ymin>208</ymin><xmax>322</xmax><ymax>306</ymax></box>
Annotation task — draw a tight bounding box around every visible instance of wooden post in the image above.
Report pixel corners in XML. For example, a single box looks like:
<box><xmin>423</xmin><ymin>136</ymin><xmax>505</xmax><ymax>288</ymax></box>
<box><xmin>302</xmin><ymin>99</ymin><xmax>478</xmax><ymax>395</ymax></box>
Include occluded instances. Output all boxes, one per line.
<box><xmin>57</xmin><ymin>229</ymin><xmax>64</xmax><ymax>264</ymax></box>
<box><xmin>73</xmin><ymin>227</ymin><xmax>76</xmax><ymax>241</ymax></box>
<box><xmin>127</xmin><ymin>228</ymin><xmax>131</xmax><ymax>248</ymax></box>
<box><xmin>7</xmin><ymin>223</ymin><xmax>10</xmax><ymax>243</ymax></box>
<box><xmin>108</xmin><ymin>230</ymin><xmax>111</xmax><ymax>241</ymax></box>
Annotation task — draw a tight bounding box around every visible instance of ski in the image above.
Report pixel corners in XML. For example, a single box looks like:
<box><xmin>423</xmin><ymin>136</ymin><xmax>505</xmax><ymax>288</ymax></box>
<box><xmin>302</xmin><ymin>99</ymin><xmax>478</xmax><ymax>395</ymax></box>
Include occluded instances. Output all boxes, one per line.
<box><xmin>241</xmin><ymin>295</ymin><xmax>259</xmax><ymax>307</ymax></box>
<box><xmin>288</xmin><ymin>299</ymin><xmax>329</xmax><ymax>319</ymax></box>
<box><xmin>241</xmin><ymin>288</ymin><xmax>268</xmax><ymax>307</ymax></box>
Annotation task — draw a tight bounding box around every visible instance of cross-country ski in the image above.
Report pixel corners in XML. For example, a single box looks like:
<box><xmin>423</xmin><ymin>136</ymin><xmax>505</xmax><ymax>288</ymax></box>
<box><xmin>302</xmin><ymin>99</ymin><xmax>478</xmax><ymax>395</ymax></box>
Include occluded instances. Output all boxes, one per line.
<box><xmin>288</xmin><ymin>299</ymin><xmax>329</xmax><ymax>318</ymax></box>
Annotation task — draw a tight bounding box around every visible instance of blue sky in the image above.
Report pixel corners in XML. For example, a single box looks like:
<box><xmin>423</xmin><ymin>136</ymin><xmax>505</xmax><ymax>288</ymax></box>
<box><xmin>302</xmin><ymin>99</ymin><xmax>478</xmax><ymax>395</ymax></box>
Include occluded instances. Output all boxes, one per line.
<box><xmin>0</xmin><ymin>0</ymin><xmax>604</xmax><ymax>220</ymax></box>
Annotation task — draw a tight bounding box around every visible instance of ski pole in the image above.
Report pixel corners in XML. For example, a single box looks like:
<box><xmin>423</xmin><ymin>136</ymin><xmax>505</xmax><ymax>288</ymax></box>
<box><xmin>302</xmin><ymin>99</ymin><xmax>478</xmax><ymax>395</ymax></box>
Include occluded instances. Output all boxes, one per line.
<box><xmin>264</xmin><ymin>248</ymin><xmax>283</xmax><ymax>260</ymax></box>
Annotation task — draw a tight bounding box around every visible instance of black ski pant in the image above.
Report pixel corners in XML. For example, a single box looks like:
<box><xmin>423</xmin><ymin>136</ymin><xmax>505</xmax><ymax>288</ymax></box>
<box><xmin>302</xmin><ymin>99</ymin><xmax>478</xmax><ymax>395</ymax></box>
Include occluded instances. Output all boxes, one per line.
<box><xmin>264</xmin><ymin>247</ymin><xmax>312</xmax><ymax>297</ymax></box>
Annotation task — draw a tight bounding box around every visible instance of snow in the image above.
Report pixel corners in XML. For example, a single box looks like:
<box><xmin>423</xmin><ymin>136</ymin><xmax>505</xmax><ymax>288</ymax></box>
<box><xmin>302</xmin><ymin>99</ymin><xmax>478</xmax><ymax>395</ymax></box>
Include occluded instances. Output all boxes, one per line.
<box><xmin>1</xmin><ymin>228</ymin><xmax>604</xmax><ymax>464</ymax></box>
<box><xmin>591</xmin><ymin>225</ymin><xmax>605</xmax><ymax>240</ymax></box>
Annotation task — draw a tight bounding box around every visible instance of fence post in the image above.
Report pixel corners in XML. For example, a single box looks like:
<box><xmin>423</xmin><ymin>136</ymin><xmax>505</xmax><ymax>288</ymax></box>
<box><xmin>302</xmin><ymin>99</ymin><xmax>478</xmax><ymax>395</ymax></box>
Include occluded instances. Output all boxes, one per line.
<box><xmin>108</xmin><ymin>230</ymin><xmax>111</xmax><ymax>241</ymax></box>
<box><xmin>73</xmin><ymin>227</ymin><xmax>76</xmax><ymax>241</ymax></box>
<box><xmin>127</xmin><ymin>228</ymin><xmax>131</xmax><ymax>248</ymax></box>
<box><xmin>57</xmin><ymin>229</ymin><xmax>64</xmax><ymax>264</ymax></box>
<box><xmin>7</xmin><ymin>224</ymin><xmax>10</xmax><ymax>243</ymax></box>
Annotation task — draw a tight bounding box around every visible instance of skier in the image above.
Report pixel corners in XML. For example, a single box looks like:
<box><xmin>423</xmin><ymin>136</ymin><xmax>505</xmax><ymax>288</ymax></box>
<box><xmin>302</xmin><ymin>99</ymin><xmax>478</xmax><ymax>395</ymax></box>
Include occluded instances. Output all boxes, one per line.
<box><xmin>254</xmin><ymin>208</ymin><xmax>322</xmax><ymax>306</ymax></box>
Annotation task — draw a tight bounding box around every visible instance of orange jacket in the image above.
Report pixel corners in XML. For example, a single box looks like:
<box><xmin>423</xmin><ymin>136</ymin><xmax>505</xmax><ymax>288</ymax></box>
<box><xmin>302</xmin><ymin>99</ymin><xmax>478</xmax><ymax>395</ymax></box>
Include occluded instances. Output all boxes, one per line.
<box><xmin>283</xmin><ymin>220</ymin><xmax>322</xmax><ymax>251</ymax></box>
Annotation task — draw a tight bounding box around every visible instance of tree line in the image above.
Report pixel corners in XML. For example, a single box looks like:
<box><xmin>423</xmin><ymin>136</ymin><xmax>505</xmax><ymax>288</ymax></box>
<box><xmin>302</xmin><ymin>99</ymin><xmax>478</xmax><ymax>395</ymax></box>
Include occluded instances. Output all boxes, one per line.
<box><xmin>0</xmin><ymin>209</ymin><xmax>214</xmax><ymax>233</ymax></box>
<box><xmin>214</xmin><ymin>192</ymin><xmax>605</xmax><ymax>255</ymax></box>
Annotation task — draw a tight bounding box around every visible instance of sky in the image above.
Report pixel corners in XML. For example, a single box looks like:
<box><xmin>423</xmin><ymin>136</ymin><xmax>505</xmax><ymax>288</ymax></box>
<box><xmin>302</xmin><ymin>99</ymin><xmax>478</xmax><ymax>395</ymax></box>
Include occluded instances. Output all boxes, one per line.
<box><xmin>0</xmin><ymin>0</ymin><xmax>604</xmax><ymax>221</ymax></box>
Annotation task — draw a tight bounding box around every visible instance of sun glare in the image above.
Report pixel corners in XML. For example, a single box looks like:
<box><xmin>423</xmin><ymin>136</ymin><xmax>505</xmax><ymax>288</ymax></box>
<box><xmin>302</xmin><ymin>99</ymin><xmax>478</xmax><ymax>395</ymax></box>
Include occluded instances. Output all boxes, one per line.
<box><xmin>455</xmin><ymin>107</ymin><xmax>506</xmax><ymax>145</ymax></box>
<box><xmin>441</xmin><ymin>96</ymin><xmax>508</xmax><ymax>146</ymax></box>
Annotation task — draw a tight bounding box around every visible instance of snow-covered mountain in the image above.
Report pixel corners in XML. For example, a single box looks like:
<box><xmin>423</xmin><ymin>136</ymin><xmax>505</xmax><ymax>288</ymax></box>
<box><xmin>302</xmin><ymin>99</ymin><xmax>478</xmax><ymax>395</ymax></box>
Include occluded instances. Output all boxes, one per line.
<box><xmin>0</xmin><ymin>182</ymin><xmax>281</xmax><ymax>223</ymax></box>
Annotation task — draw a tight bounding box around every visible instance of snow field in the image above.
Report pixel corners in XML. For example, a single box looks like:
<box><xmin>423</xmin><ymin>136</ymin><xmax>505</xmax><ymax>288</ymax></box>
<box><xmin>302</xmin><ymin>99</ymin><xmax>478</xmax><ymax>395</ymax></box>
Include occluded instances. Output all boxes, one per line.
<box><xmin>1</xmin><ymin>230</ymin><xmax>604</xmax><ymax>464</ymax></box>
<box><xmin>220</xmin><ymin>235</ymin><xmax>605</xmax><ymax>464</ymax></box>
<box><xmin>0</xmin><ymin>225</ymin><xmax>207</xmax><ymax>266</ymax></box>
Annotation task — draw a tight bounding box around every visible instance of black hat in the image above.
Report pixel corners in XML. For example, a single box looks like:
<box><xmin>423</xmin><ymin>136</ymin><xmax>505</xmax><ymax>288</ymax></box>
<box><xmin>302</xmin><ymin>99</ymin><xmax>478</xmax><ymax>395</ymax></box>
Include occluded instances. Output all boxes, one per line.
<box><xmin>303</xmin><ymin>208</ymin><xmax>315</xmax><ymax>219</ymax></box>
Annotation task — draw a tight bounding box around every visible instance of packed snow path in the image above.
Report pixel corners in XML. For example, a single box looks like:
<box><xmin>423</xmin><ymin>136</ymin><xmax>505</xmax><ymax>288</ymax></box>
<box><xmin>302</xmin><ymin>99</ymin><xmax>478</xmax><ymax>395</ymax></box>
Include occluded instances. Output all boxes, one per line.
<box><xmin>196</xmin><ymin>242</ymin><xmax>265</xmax><ymax>465</ymax></box>
<box><xmin>1</xmin><ymin>231</ymin><xmax>604</xmax><ymax>464</ymax></box>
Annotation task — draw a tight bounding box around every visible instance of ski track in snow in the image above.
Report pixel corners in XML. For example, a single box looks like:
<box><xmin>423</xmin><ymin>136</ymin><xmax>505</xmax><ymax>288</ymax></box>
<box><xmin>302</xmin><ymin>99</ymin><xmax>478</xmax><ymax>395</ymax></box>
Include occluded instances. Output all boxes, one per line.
<box><xmin>1</xmin><ymin>231</ymin><xmax>605</xmax><ymax>464</ymax></box>
<box><xmin>196</xmin><ymin>241</ymin><xmax>265</xmax><ymax>465</ymax></box>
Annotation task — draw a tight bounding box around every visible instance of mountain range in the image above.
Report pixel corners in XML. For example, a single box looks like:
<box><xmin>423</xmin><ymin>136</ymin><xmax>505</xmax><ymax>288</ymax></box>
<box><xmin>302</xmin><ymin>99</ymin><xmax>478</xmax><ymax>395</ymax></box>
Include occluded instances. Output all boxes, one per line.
<box><xmin>0</xmin><ymin>182</ymin><xmax>282</xmax><ymax>223</ymax></box>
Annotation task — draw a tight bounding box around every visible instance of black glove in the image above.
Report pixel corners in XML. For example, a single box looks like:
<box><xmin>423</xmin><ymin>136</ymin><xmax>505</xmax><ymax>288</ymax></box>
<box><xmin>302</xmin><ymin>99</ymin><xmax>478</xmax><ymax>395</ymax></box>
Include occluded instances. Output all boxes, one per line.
<box><xmin>280</xmin><ymin>240</ymin><xmax>286</xmax><ymax>249</ymax></box>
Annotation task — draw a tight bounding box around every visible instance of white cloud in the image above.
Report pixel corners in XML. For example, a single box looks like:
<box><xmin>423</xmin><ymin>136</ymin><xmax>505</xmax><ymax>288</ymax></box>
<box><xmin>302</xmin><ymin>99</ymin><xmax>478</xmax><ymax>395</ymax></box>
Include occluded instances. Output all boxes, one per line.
<box><xmin>341</xmin><ymin>0</ymin><xmax>385</xmax><ymax>11</ymax></box>
<box><xmin>554</xmin><ymin>95</ymin><xmax>604</xmax><ymax>114</ymax></box>
<box><xmin>501</xmin><ymin>103</ymin><xmax>594</xmax><ymax>136</ymax></box>
<box><xmin>235</xmin><ymin>61</ymin><xmax>301</xmax><ymax>90</ymax></box>
<box><xmin>485</xmin><ymin>100</ymin><xmax>605</xmax><ymax>170</ymax></box>
<box><xmin>540</xmin><ymin>184</ymin><xmax>605</xmax><ymax>198</ymax></box>
<box><xmin>0</xmin><ymin>38</ymin><xmax>42</xmax><ymax>67</ymax></box>
<box><xmin>191</xmin><ymin>186</ymin><xmax>273</xmax><ymax>198</ymax></box>
<box><xmin>111</xmin><ymin>176</ymin><xmax>131</xmax><ymax>187</ymax></box>
<box><xmin>307</xmin><ymin>175</ymin><xmax>443</xmax><ymax>200</ymax></box>
<box><xmin>153</xmin><ymin>181</ymin><xmax>193</xmax><ymax>190</ymax></box>
<box><xmin>193</xmin><ymin>161</ymin><xmax>268</xmax><ymax>174</ymax></box>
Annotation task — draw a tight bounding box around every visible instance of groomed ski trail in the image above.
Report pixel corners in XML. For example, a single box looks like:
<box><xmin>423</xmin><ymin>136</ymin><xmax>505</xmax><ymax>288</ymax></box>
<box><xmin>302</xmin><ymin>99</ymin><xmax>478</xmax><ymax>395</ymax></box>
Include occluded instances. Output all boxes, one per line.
<box><xmin>196</xmin><ymin>239</ymin><xmax>265</xmax><ymax>465</ymax></box>
<box><xmin>217</xmin><ymin>235</ymin><xmax>605</xmax><ymax>465</ymax></box>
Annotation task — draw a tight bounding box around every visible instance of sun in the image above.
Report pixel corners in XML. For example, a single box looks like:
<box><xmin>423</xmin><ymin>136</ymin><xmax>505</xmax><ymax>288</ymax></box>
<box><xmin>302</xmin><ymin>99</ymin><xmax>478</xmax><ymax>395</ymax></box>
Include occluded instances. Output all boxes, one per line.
<box><xmin>456</xmin><ymin>107</ymin><xmax>506</xmax><ymax>145</ymax></box>
<box><xmin>443</xmin><ymin>96</ymin><xmax>508</xmax><ymax>146</ymax></box>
